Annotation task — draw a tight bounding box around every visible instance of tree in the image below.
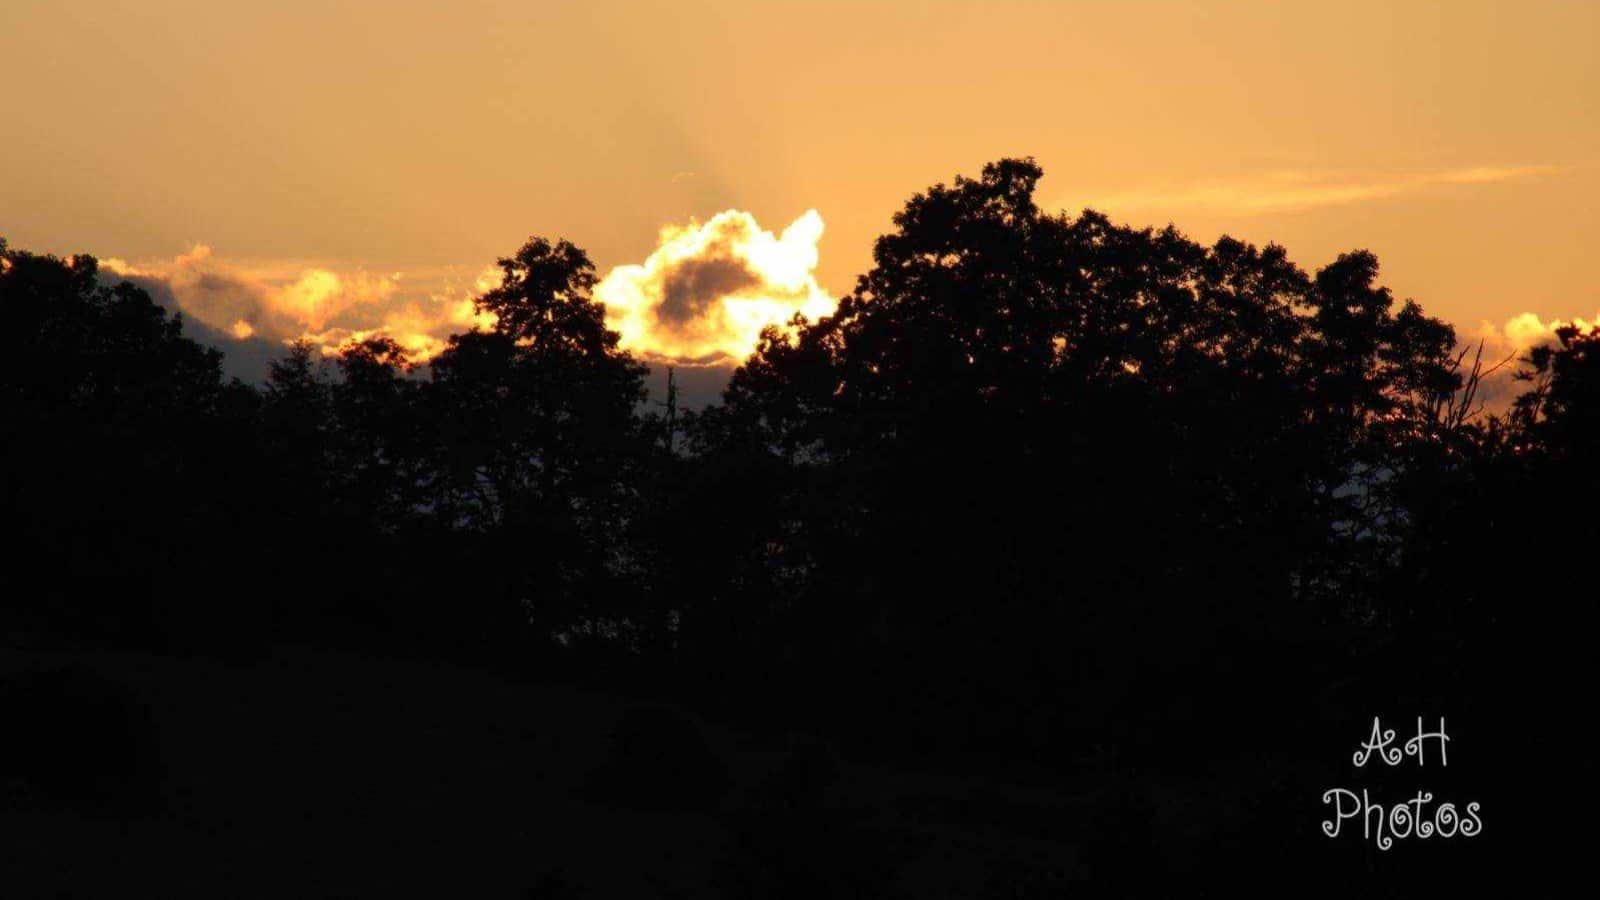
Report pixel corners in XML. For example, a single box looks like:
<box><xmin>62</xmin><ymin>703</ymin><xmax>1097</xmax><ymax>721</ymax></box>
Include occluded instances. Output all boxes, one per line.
<box><xmin>261</xmin><ymin>340</ymin><xmax>334</xmax><ymax>506</ymax></box>
<box><xmin>687</xmin><ymin>160</ymin><xmax>1464</xmax><ymax>756</ymax></box>
<box><xmin>329</xmin><ymin>336</ymin><xmax>426</xmax><ymax>530</ymax></box>
<box><xmin>1512</xmin><ymin>323</ymin><xmax>1600</xmax><ymax>457</ymax></box>
<box><xmin>421</xmin><ymin>236</ymin><xmax>651</xmax><ymax>649</ymax></box>
<box><xmin>0</xmin><ymin>242</ymin><xmax>255</xmax><ymax>646</ymax></box>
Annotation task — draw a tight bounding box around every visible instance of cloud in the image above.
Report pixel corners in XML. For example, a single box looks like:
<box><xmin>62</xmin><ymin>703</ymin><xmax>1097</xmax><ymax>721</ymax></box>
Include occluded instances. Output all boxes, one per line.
<box><xmin>1454</xmin><ymin>308</ymin><xmax>1600</xmax><ymax>411</ymax></box>
<box><xmin>103</xmin><ymin>248</ymin><xmax>499</xmax><ymax>362</ymax></box>
<box><xmin>1472</xmin><ymin>308</ymin><xmax>1600</xmax><ymax>358</ymax></box>
<box><xmin>101</xmin><ymin>209</ymin><xmax>838</xmax><ymax>370</ymax></box>
<box><xmin>657</xmin><ymin>255</ymin><xmax>763</xmax><ymax>325</ymax></box>
<box><xmin>1075</xmin><ymin>165</ymin><xmax>1563</xmax><ymax>217</ymax></box>
<box><xmin>594</xmin><ymin>209</ymin><xmax>837</xmax><ymax>364</ymax></box>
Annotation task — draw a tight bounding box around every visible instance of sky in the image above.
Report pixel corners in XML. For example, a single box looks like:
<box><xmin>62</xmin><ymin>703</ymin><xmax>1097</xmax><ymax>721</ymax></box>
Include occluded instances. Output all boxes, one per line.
<box><xmin>2</xmin><ymin>0</ymin><xmax>1596</xmax><ymax>383</ymax></box>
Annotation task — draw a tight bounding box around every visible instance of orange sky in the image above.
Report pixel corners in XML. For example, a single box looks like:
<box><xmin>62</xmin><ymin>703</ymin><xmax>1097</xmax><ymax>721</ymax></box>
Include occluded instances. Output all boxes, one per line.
<box><xmin>3</xmin><ymin>0</ymin><xmax>1596</xmax><ymax>364</ymax></box>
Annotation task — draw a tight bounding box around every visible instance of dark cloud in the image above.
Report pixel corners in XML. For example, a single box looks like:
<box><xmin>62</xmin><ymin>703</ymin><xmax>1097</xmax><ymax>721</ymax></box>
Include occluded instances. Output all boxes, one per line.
<box><xmin>103</xmin><ymin>270</ymin><xmax>284</xmax><ymax>383</ymax></box>
<box><xmin>656</xmin><ymin>256</ymin><xmax>762</xmax><ymax>327</ymax></box>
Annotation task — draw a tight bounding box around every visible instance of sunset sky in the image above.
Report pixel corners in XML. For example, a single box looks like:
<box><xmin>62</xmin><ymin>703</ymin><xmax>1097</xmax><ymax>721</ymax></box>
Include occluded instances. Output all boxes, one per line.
<box><xmin>3</xmin><ymin>0</ymin><xmax>1595</xmax><ymax>369</ymax></box>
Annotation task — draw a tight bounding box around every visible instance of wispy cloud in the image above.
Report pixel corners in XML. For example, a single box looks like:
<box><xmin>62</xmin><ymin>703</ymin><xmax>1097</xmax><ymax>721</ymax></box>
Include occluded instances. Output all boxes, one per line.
<box><xmin>1075</xmin><ymin>165</ymin><xmax>1564</xmax><ymax>216</ymax></box>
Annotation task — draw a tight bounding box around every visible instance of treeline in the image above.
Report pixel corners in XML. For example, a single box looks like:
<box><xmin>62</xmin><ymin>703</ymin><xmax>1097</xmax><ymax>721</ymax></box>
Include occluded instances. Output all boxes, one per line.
<box><xmin>3</xmin><ymin>160</ymin><xmax>1595</xmax><ymax>771</ymax></box>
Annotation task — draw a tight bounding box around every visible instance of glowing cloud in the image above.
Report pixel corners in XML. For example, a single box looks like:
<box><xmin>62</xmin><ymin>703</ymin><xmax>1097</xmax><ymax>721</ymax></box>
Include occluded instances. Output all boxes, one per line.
<box><xmin>1473</xmin><ymin>309</ymin><xmax>1600</xmax><ymax>356</ymax></box>
<box><xmin>103</xmin><ymin>248</ymin><xmax>499</xmax><ymax>361</ymax></box>
<box><xmin>1448</xmin><ymin>308</ymin><xmax>1600</xmax><ymax>411</ymax></box>
<box><xmin>594</xmin><ymin>209</ymin><xmax>836</xmax><ymax>364</ymax></box>
<box><xmin>104</xmin><ymin>211</ymin><xmax>835</xmax><ymax>367</ymax></box>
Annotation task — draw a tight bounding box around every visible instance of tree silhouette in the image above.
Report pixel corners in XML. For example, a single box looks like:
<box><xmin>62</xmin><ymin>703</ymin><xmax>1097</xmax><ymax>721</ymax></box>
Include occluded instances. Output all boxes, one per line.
<box><xmin>0</xmin><ymin>243</ymin><xmax>254</xmax><ymax>646</ymax></box>
<box><xmin>421</xmin><ymin>236</ymin><xmax>651</xmax><ymax>650</ymax></box>
<box><xmin>688</xmin><ymin>159</ymin><xmax>1464</xmax><ymax>758</ymax></box>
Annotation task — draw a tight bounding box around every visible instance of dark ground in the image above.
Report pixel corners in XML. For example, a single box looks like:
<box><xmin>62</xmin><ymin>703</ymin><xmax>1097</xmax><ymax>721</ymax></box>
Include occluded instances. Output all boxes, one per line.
<box><xmin>0</xmin><ymin>635</ymin><xmax>1566</xmax><ymax>896</ymax></box>
<box><xmin>1</xmin><ymin>644</ymin><xmax>1109</xmax><ymax>897</ymax></box>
